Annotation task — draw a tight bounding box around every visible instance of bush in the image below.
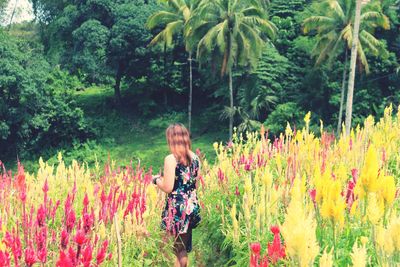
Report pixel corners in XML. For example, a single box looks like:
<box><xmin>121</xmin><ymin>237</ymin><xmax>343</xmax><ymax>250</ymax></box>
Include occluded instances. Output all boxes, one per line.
<box><xmin>264</xmin><ymin>102</ymin><xmax>306</xmax><ymax>136</ymax></box>
<box><xmin>0</xmin><ymin>31</ymin><xmax>92</xmax><ymax>158</ymax></box>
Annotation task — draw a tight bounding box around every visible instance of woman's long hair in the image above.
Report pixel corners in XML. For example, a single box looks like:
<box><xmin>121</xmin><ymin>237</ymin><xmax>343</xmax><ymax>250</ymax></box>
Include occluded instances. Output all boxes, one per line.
<box><xmin>166</xmin><ymin>123</ymin><xmax>192</xmax><ymax>166</ymax></box>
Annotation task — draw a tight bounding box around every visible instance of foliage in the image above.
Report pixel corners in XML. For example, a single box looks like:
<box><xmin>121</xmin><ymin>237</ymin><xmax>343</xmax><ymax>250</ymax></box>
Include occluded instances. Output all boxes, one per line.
<box><xmin>0</xmin><ymin>32</ymin><xmax>91</xmax><ymax>157</ymax></box>
<box><xmin>264</xmin><ymin>102</ymin><xmax>306</xmax><ymax>135</ymax></box>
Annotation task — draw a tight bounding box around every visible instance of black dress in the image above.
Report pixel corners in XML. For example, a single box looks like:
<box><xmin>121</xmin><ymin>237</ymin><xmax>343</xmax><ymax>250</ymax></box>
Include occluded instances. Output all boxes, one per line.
<box><xmin>161</xmin><ymin>154</ymin><xmax>201</xmax><ymax>252</ymax></box>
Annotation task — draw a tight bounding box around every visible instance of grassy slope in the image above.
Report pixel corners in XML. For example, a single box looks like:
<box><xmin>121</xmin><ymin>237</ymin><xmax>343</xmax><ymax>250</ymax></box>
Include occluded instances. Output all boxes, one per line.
<box><xmin>9</xmin><ymin>86</ymin><xmax>224</xmax><ymax>172</ymax></box>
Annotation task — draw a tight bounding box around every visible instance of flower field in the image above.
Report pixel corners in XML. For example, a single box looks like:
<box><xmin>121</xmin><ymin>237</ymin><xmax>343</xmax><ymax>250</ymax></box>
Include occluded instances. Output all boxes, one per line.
<box><xmin>1</xmin><ymin>106</ymin><xmax>400</xmax><ymax>266</ymax></box>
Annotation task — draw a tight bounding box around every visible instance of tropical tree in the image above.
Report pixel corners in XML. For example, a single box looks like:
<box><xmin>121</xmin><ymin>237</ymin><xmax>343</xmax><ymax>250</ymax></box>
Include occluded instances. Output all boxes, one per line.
<box><xmin>189</xmin><ymin>0</ymin><xmax>276</xmax><ymax>139</ymax></box>
<box><xmin>147</xmin><ymin>0</ymin><xmax>198</xmax><ymax>133</ymax></box>
<box><xmin>303</xmin><ymin>0</ymin><xmax>390</xmax><ymax>134</ymax></box>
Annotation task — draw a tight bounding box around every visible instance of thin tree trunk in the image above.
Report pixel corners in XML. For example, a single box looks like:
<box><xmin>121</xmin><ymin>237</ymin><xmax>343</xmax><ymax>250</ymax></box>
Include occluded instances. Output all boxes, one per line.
<box><xmin>188</xmin><ymin>52</ymin><xmax>193</xmax><ymax>133</ymax></box>
<box><xmin>337</xmin><ymin>49</ymin><xmax>348</xmax><ymax>136</ymax></box>
<box><xmin>114</xmin><ymin>62</ymin><xmax>123</xmax><ymax>103</ymax></box>
<box><xmin>7</xmin><ymin>0</ymin><xmax>18</xmax><ymax>31</ymax></box>
<box><xmin>229</xmin><ymin>70</ymin><xmax>233</xmax><ymax>140</ymax></box>
<box><xmin>345</xmin><ymin>0</ymin><xmax>362</xmax><ymax>136</ymax></box>
<box><xmin>163</xmin><ymin>42</ymin><xmax>168</xmax><ymax>107</ymax></box>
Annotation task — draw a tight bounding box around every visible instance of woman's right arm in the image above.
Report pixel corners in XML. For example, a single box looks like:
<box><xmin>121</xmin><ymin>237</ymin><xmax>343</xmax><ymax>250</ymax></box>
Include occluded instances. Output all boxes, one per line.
<box><xmin>155</xmin><ymin>155</ymin><xmax>176</xmax><ymax>193</ymax></box>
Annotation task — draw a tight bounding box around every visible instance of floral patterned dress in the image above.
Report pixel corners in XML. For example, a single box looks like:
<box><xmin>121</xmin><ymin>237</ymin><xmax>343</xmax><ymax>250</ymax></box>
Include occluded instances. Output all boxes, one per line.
<box><xmin>161</xmin><ymin>154</ymin><xmax>201</xmax><ymax>235</ymax></box>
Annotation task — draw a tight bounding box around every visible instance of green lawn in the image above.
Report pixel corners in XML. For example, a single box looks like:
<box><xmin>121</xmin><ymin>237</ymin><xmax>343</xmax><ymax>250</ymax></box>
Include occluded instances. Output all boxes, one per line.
<box><xmin>7</xmin><ymin>86</ymin><xmax>225</xmax><ymax>172</ymax></box>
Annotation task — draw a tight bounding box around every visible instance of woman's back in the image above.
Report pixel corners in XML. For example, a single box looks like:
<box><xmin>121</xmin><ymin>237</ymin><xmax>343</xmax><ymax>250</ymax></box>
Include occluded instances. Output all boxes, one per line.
<box><xmin>171</xmin><ymin>153</ymin><xmax>200</xmax><ymax>193</ymax></box>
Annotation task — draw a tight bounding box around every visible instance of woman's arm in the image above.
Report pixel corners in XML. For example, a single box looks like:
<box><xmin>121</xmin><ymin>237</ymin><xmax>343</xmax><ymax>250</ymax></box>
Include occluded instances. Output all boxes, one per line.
<box><xmin>155</xmin><ymin>155</ymin><xmax>176</xmax><ymax>193</ymax></box>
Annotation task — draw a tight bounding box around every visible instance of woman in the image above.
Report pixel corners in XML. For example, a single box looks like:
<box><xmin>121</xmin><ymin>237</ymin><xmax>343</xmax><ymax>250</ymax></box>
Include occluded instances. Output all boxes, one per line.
<box><xmin>152</xmin><ymin>123</ymin><xmax>201</xmax><ymax>267</ymax></box>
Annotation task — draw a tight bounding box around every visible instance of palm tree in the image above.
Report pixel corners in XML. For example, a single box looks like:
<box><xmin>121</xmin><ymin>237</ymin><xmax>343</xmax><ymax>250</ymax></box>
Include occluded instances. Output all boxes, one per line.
<box><xmin>345</xmin><ymin>0</ymin><xmax>363</xmax><ymax>135</ymax></box>
<box><xmin>303</xmin><ymin>0</ymin><xmax>389</xmax><ymax>135</ymax></box>
<box><xmin>188</xmin><ymin>0</ymin><xmax>276</xmax><ymax>139</ymax></box>
<box><xmin>147</xmin><ymin>0</ymin><xmax>197</xmax><ymax>133</ymax></box>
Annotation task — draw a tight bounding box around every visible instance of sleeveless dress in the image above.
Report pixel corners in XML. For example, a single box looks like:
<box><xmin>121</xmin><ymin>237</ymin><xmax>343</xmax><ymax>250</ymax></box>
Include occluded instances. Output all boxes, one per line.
<box><xmin>161</xmin><ymin>154</ymin><xmax>201</xmax><ymax>235</ymax></box>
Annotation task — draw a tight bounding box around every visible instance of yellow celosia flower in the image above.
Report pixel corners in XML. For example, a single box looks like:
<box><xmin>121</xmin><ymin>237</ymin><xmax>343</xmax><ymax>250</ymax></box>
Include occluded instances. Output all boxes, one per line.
<box><xmin>366</xmin><ymin>193</ymin><xmax>384</xmax><ymax>225</ymax></box>
<box><xmin>230</xmin><ymin>203</ymin><xmax>239</xmax><ymax>243</ymax></box>
<box><xmin>351</xmin><ymin>238</ymin><xmax>368</xmax><ymax>267</ymax></box>
<box><xmin>320</xmin><ymin>178</ymin><xmax>346</xmax><ymax>226</ymax></box>
<box><xmin>378</xmin><ymin>175</ymin><xmax>396</xmax><ymax>206</ymax></box>
<box><xmin>319</xmin><ymin>248</ymin><xmax>333</xmax><ymax>267</ymax></box>
<box><xmin>376</xmin><ymin>225</ymin><xmax>395</xmax><ymax>255</ymax></box>
<box><xmin>285</xmin><ymin>122</ymin><xmax>293</xmax><ymax>137</ymax></box>
<box><xmin>304</xmin><ymin>112</ymin><xmax>311</xmax><ymax>125</ymax></box>
<box><xmin>355</xmin><ymin>145</ymin><xmax>380</xmax><ymax>199</ymax></box>
<box><xmin>281</xmin><ymin>178</ymin><xmax>319</xmax><ymax>267</ymax></box>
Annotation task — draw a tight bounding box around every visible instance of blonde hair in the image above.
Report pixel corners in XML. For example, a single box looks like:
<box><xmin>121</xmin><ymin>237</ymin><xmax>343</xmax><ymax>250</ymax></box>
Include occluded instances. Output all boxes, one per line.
<box><xmin>166</xmin><ymin>123</ymin><xmax>192</xmax><ymax>166</ymax></box>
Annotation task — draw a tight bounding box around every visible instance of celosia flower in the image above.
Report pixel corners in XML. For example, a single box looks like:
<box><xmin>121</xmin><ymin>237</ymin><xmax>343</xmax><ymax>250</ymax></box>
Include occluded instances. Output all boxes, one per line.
<box><xmin>350</xmin><ymin>238</ymin><xmax>368</xmax><ymax>267</ymax></box>
<box><xmin>66</xmin><ymin>209</ymin><xmax>76</xmax><ymax>233</ymax></box>
<box><xmin>250</xmin><ymin>242</ymin><xmax>261</xmax><ymax>255</ymax></box>
<box><xmin>281</xmin><ymin>178</ymin><xmax>319</xmax><ymax>267</ymax></box>
<box><xmin>82</xmin><ymin>244</ymin><xmax>93</xmax><ymax>267</ymax></box>
<box><xmin>319</xmin><ymin>248</ymin><xmax>333</xmax><ymax>267</ymax></box>
<box><xmin>0</xmin><ymin>251</ymin><xmax>10</xmax><ymax>267</ymax></box>
<box><xmin>61</xmin><ymin>229</ymin><xmax>69</xmax><ymax>250</ymax></box>
<box><xmin>37</xmin><ymin>205</ymin><xmax>46</xmax><ymax>227</ymax></box>
<box><xmin>355</xmin><ymin>145</ymin><xmax>380</xmax><ymax>199</ymax></box>
<box><xmin>56</xmin><ymin>251</ymin><xmax>73</xmax><ymax>267</ymax></box>
<box><xmin>250</xmin><ymin>242</ymin><xmax>261</xmax><ymax>267</ymax></box>
<box><xmin>96</xmin><ymin>240</ymin><xmax>109</xmax><ymax>265</ymax></box>
<box><xmin>74</xmin><ymin>230</ymin><xmax>87</xmax><ymax>246</ymax></box>
<box><xmin>267</xmin><ymin>226</ymin><xmax>285</xmax><ymax>264</ymax></box>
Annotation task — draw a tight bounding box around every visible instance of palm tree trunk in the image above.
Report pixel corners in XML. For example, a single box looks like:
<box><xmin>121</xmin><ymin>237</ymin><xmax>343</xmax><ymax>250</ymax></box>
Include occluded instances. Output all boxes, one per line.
<box><xmin>229</xmin><ymin>70</ymin><xmax>233</xmax><ymax>140</ymax></box>
<box><xmin>188</xmin><ymin>52</ymin><xmax>193</xmax><ymax>133</ymax></box>
<box><xmin>163</xmin><ymin>42</ymin><xmax>168</xmax><ymax>107</ymax></box>
<box><xmin>114</xmin><ymin>61</ymin><xmax>123</xmax><ymax>103</ymax></box>
<box><xmin>337</xmin><ymin>49</ymin><xmax>348</xmax><ymax>136</ymax></box>
<box><xmin>8</xmin><ymin>0</ymin><xmax>18</xmax><ymax>31</ymax></box>
<box><xmin>345</xmin><ymin>0</ymin><xmax>362</xmax><ymax>136</ymax></box>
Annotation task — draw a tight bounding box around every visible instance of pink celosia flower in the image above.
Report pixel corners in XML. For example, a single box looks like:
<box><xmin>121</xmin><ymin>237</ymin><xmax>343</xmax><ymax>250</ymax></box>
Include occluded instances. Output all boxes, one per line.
<box><xmin>74</xmin><ymin>230</ymin><xmax>87</xmax><ymax>246</ymax></box>
<box><xmin>267</xmin><ymin>225</ymin><xmax>285</xmax><ymax>264</ymax></box>
<box><xmin>0</xmin><ymin>251</ymin><xmax>10</xmax><ymax>267</ymax></box>
<box><xmin>81</xmin><ymin>244</ymin><xmax>93</xmax><ymax>267</ymax></box>
<box><xmin>96</xmin><ymin>240</ymin><xmax>109</xmax><ymax>265</ymax></box>
<box><xmin>56</xmin><ymin>251</ymin><xmax>73</xmax><ymax>267</ymax></box>
<box><xmin>61</xmin><ymin>229</ymin><xmax>69</xmax><ymax>250</ymax></box>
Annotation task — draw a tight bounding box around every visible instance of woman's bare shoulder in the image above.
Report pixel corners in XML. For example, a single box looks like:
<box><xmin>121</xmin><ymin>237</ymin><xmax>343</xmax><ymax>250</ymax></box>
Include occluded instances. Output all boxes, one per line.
<box><xmin>165</xmin><ymin>154</ymin><xmax>177</xmax><ymax>163</ymax></box>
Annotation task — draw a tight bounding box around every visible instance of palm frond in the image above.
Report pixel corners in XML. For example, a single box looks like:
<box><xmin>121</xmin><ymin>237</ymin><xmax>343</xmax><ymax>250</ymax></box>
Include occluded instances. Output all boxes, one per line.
<box><xmin>327</xmin><ymin>0</ymin><xmax>345</xmax><ymax>20</ymax></box>
<box><xmin>303</xmin><ymin>16</ymin><xmax>336</xmax><ymax>34</ymax></box>
<box><xmin>357</xmin><ymin>42</ymin><xmax>369</xmax><ymax>73</ymax></box>
<box><xmin>146</xmin><ymin>11</ymin><xmax>180</xmax><ymax>30</ymax></box>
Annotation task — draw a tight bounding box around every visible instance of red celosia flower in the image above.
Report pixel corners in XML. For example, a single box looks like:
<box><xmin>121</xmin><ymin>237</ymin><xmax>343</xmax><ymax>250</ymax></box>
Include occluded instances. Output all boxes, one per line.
<box><xmin>82</xmin><ymin>212</ymin><xmax>94</xmax><ymax>233</ymax></box>
<box><xmin>42</xmin><ymin>179</ymin><xmax>49</xmax><ymax>193</ymax></box>
<box><xmin>83</xmin><ymin>193</ymin><xmax>89</xmax><ymax>213</ymax></box>
<box><xmin>259</xmin><ymin>255</ymin><xmax>269</xmax><ymax>267</ymax></box>
<box><xmin>81</xmin><ymin>244</ymin><xmax>92</xmax><ymax>267</ymax></box>
<box><xmin>250</xmin><ymin>242</ymin><xmax>261</xmax><ymax>255</ymax></box>
<box><xmin>56</xmin><ymin>251</ymin><xmax>73</xmax><ymax>267</ymax></box>
<box><xmin>309</xmin><ymin>189</ymin><xmax>316</xmax><ymax>203</ymax></box>
<box><xmin>61</xmin><ymin>229</ymin><xmax>69</xmax><ymax>250</ymax></box>
<box><xmin>270</xmin><ymin>225</ymin><xmax>280</xmax><ymax>235</ymax></box>
<box><xmin>250</xmin><ymin>242</ymin><xmax>261</xmax><ymax>267</ymax></box>
<box><xmin>37</xmin><ymin>205</ymin><xmax>46</xmax><ymax>227</ymax></box>
<box><xmin>235</xmin><ymin>186</ymin><xmax>240</xmax><ymax>196</ymax></box>
<box><xmin>66</xmin><ymin>209</ymin><xmax>76</xmax><ymax>233</ymax></box>
<box><xmin>96</xmin><ymin>240</ymin><xmax>109</xmax><ymax>265</ymax></box>
<box><xmin>24</xmin><ymin>247</ymin><xmax>36</xmax><ymax>266</ymax></box>
<box><xmin>267</xmin><ymin>225</ymin><xmax>286</xmax><ymax>264</ymax></box>
<box><xmin>74</xmin><ymin>230</ymin><xmax>87</xmax><ymax>246</ymax></box>
<box><xmin>0</xmin><ymin>251</ymin><xmax>10</xmax><ymax>267</ymax></box>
